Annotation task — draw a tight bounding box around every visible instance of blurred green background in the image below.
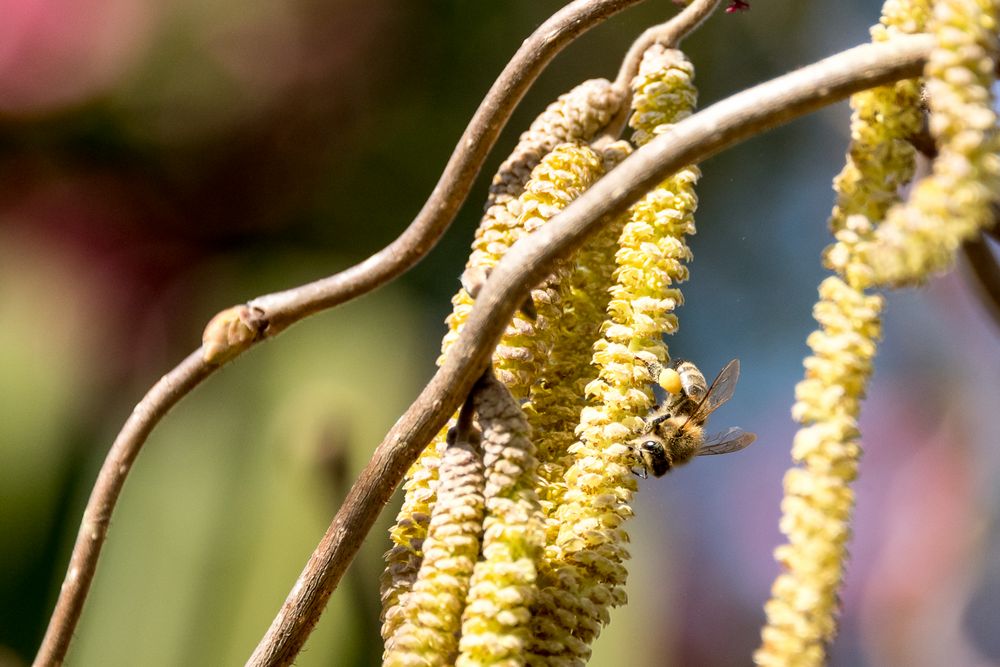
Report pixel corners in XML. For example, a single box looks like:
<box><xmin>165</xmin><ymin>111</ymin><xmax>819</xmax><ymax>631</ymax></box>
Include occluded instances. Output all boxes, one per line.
<box><xmin>3</xmin><ymin>1</ymin><xmax>1000</xmax><ymax>665</ymax></box>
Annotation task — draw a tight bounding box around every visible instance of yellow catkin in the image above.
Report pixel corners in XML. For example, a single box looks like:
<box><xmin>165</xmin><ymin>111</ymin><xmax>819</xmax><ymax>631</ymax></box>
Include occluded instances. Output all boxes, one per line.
<box><xmin>524</xmin><ymin>142</ymin><xmax>634</xmax><ymax>541</ymax></box>
<box><xmin>519</xmin><ymin>143</ymin><xmax>633</xmax><ymax>667</ymax></box>
<box><xmin>846</xmin><ymin>0</ymin><xmax>1000</xmax><ymax>287</ymax></box>
<box><xmin>460</xmin><ymin>78</ymin><xmax>624</xmax><ymax>321</ymax></box>
<box><xmin>826</xmin><ymin>0</ymin><xmax>929</xmax><ymax>237</ymax></box>
<box><xmin>754</xmin><ymin>5</ymin><xmax>925</xmax><ymax>664</ymax></box>
<box><xmin>381</xmin><ymin>446</ymin><xmax>443</xmax><ymax>645</ymax></box>
<box><xmin>382</xmin><ymin>143</ymin><xmax>603</xmax><ymax>643</ymax></box>
<box><xmin>754</xmin><ymin>277</ymin><xmax>882</xmax><ymax>667</ymax></box>
<box><xmin>485</xmin><ymin>142</ymin><xmax>607</xmax><ymax>397</ymax></box>
<box><xmin>528</xmin><ymin>45</ymin><xmax>699</xmax><ymax>665</ymax></box>
<box><xmin>384</xmin><ymin>431</ymin><xmax>486</xmax><ymax>666</ymax></box>
<box><xmin>457</xmin><ymin>374</ymin><xmax>545</xmax><ymax>666</ymax></box>
<box><xmin>380</xmin><ymin>82</ymin><xmax>623</xmax><ymax>641</ymax></box>
<box><xmin>480</xmin><ymin>79</ymin><xmax>624</xmax><ymax>232</ymax></box>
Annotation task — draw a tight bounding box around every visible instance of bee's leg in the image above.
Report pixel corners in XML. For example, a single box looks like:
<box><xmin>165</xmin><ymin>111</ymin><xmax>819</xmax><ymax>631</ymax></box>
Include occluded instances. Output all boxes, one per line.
<box><xmin>641</xmin><ymin>358</ymin><xmax>683</xmax><ymax>399</ymax></box>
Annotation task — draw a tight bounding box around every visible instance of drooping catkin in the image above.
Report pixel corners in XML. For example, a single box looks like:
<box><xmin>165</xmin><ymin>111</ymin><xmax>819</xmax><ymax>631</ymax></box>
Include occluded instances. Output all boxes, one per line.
<box><xmin>843</xmin><ymin>0</ymin><xmax>1000</xmax><ymax>287</ymax></box>
<box><xmin>824</xmin><ymin>0</ymin><xmax>930</xmax><ymax>291</ymax></box>
<box><xmin>483</xmin><ymin>79</ymin><xmax>624</xmax><ymax>214</ymax></box>
<box><xmin>527</xmin><ymin>45</ymin><xmax>700</xmax><ymax>664</ymax></box>
<box><xmin>457</xmin><ymin>373</ymin><xmax>544</xmax><ymax>666</ymax></box>
<box><xmin>449</xmin><ymin>142</ymin><xmax>607</xmax><ymax>397</ymax></box>
<box><xmin>754</xmin><ymin>277</ymin><xmax>882</xmax><ymax>667</ymax></box>
<box><xmin>380</xmin><ymin>444</ymin><xmax>443</xmax><ymax>645</ymax></box>
<box><xmin>524</xmin><ymin>141</ymin><xmax>634</xmax><ymax>541</ymax></box>
<box><xmin>460</xmin><ymin>78</ymin><xmax>624</xmax><ymax>318</ymax></box>
<box><xmin>381</xmin><ymin>81</ymin><xmax>620</xmax><ymax>640</ymax></box>
<box><xmin>384</xmin><ymin>425</ymin><xmax>486</xmax><ymax>666</ymax></box>
<box><xmin>754</xmin><ymin>4</ymin><xmax>926</xmax><ymax>665</ymax></box>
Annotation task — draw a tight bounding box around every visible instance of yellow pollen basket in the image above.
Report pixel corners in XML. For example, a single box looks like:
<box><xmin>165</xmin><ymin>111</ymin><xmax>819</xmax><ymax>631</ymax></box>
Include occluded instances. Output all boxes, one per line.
<box><xmin>658</xmin><ymin>367</ymin><xmax>682</xmax><ymax>396</ymax></box>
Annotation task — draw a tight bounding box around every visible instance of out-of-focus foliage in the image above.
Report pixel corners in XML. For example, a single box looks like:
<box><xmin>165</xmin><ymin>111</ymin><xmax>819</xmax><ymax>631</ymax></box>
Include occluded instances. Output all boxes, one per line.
<box><xmin>2</xmin><ymin>1</ymin><xmax>999</xmax><ymax>666</ymax></box>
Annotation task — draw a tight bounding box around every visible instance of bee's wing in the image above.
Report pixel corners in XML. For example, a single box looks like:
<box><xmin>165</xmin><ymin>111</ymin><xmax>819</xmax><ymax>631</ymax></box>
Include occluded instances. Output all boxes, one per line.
<box><xmin>695</xmin><ymin>427</ymin><xmax>756</xmax><ymax>456</ymax></box>
<box><xmin>687</xmin><ymin>359</ymin><xmax>741</xmax><ymax>422</ymax></box>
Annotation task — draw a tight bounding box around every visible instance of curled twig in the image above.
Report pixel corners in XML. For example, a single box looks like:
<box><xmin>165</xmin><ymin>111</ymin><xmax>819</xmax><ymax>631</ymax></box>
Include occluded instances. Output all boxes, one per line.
<box><xmin>32</xmin><ymin>3</ymin><xmax>650</xmax><ymax>665</ymax></box>
<box><xmin>32</xmin><ymin>351</ymin><xmax>215</xmax><ymax>667</ymax></box>
<box><xmin>616</xmin><ymin>0</ymin><xmax>722</xmax><ymax>90</ymax></box>
<box><xmin>246</xmin><ymin>34</ymin><xmax>934</xmax><ymax>667</ymax></box>
<box><xmin>246</xmin><ymin>0</ymin><xmax>652</xmax><ymax>334</ymax></box>
<box><xmin>602</xmin><ymin>0</ymin><xmax>725</xmax><ymax>142</ymax></box>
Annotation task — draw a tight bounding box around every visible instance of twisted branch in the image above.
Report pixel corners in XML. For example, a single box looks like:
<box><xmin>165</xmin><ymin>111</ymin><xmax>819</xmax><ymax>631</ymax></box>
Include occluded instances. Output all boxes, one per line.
<box><xmin>616</xmin><ymin>0</ymin><xmax>722</xmax><ymax>89</ymax></box>
<box><xmin>33</xmin><ymin>351</ymin><xmax>215</xmax><ymax>667</ymax></box>
<box><xmin>246</xmin><ymin>34</ymin><xmax>934</xmax><ymax>667</ymax></box>
<box><xmin>247</xmin><ymin>0</ymin><xmax>653</xmax><ymax>331</ymax></box>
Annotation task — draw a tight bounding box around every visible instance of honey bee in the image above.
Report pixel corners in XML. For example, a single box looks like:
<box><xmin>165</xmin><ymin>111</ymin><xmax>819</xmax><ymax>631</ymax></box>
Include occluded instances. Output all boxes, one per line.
<box><xmin>632</xmin><ymin>358</ymin><xmax>756</xmax><ymax>478</ymax></box>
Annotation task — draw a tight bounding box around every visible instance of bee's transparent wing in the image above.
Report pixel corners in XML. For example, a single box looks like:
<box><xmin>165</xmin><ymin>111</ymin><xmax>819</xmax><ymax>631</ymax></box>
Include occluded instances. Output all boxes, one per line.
<box><xmin>687</xmin><ymin>359</ymin><xmax>741</xmax><ymax>422</ymax></box>
<box><xmin>695</xmin><ymin>427</ymin><xmax>756</xmax><ymax>456</ymax></box>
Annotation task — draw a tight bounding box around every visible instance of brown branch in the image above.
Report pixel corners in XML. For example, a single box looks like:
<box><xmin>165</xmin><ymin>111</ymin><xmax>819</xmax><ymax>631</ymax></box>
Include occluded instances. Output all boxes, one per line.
<box><xmin>600</xmin><ymin>0</ymin><xmax>725</xmax><ymax>141</ymax></box>
<box><xmin>246</xmin><ymin>33</ymin><xmax>935</xmax><ymax>667</ymax></box>
<box><xmin>961</xmin><ymin>226</ymin><xmax>1000</xmax><ymax>330</ymax></box>
<box><xmin>33</xmin><ymin>350</ymin><xmax>215</xmax><ymax>667</ymax></box>
<box><xmin>33</xmin><ymin>3</ymin><xmax>653</xmax><ymax>665</ymax></box>
<box><xmin>246</xmin><ymin>0</ymin><xmax>652</xmax><ymax>334</ymax></box>
<box><xmin>615</xmin><ymin>0</ymin><xmax>722</xmax><ymax>90</ymax></box>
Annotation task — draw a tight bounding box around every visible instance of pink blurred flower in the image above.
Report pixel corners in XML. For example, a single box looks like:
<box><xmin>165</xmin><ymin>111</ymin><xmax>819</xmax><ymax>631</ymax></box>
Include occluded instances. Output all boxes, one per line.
<box><xmin>0</xmin><ymin>0</ymin><xmax>156</xmax><ymax>113</ymax></box>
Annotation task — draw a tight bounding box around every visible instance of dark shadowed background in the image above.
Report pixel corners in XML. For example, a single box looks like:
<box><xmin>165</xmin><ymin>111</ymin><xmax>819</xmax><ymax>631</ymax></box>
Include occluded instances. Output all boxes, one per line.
<box><xmin>2</xmin><ymin>1</ymin><xmax>999</xmax><ymax>665</ymax></box>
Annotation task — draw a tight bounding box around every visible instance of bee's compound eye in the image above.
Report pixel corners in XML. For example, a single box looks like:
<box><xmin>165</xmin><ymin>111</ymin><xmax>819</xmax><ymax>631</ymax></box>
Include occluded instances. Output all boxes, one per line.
<box><xmin>641</xmin><ymin>440</ymin><xmax>662</xmax><ymax>454</ymax></box>
<box><xmin>638</xmin><ymin>440</ymin><xmax>671</xmax><ymax>477</ymax></box>
<box><xmin>658</xmin><ymin>368</ymin><xmax>682</xmax><ymax>395</ymax></box>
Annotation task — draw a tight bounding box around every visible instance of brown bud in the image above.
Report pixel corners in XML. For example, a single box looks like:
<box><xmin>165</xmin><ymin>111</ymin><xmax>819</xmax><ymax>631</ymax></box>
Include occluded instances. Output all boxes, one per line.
<box><xmin>201</xmin><ymin>304</ymin><xmax>267</xmax><ymax>364</ymax></box>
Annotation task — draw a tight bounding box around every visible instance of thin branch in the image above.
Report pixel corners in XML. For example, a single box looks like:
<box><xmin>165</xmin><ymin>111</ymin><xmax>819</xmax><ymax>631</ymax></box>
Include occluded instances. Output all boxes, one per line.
<box><xmin>961</xmin><ymin>227</ymin><xmax>1000</xmax><ymax>331</ymax></box>
<box><xmin>601</xmin><ymin>0</ymin><xmax>725</xmax><ymax>141</ymax></box>
<box><xmin>33</xmin><ymin>351</ymin><xmax>215</xmax><ymax>667</ymax></box>
<box><xmin>31</xmin><ymin>4</ymin><xmax>652</xmax><ymax>665</ymax></box>
<box><xmin>615</xmin><ymin>0</ymin><xmax>722</xmax><ymax>90</ymax></box>
<box><xmin>247</xmin><ymin>0</ymin><xmax>652</xmax><ymax>334</ymax></box>
<box><xmin>246</xmin><ymin>34</ymin><xmax>935</xmax><ymax>667</ymax></box>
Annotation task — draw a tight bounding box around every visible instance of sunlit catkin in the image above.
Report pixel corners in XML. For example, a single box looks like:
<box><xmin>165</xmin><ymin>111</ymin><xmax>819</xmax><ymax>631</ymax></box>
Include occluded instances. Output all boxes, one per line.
<box><xmin>528</xmin><ymin>45</ymin><xmax>699</xmax><ymax>663</ymax></box>
<box><xmin>458</xmin><ymin>78</ymin><xmax>624</xmax><ymax>331</ymax></box>
<box><xmin>488</xmin><ymin>142</ymin><xmax>606</xmax><ymax>396</ymax></box>
<box><xmin>457</xmin><ymin>373</ymin><xmax>544</xmax><ymax>666</ymax></box>
<box><xmin>850</xmin><ymin>0</ymin><xmax>1000</xmax><ymax>287</ymax></box>
<box><xmin>384</xmin><ymin>428</ymin><xmax>486</xmax><ymax>666</ymax></box>
<box><xmin>381</xmin><ymin>445</ymin><xmax>443</xmax><ymax>646</ymax></box>
<box><xmin>523</xmin><ymin>141</ymin><xmax>633</xmax><ymax>543</ymax></box>
<box><xmin>753</xmin><ymin>4</ymin><xmax>917</xmax><ymax>663</ymax></box>
<box><xmin>755</xmin><ymin>277</ymin><xmax>882</xmax><ymax>667</ymax></box>
<box><xmin>824</xmin><ymin>0</ymin><xmax>929</xmax><ymax>289</ymax></box>
<box><xmin>380</xmin><ymin>82</ymin><xmax>621</xmax><ymax>641</ymax></box>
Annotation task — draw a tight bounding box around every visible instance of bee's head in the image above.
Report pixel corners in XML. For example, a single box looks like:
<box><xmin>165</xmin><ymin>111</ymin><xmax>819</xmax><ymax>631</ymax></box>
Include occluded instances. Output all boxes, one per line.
<box><xmin>637</xmin><ymin>437</ymin><xmax>672</xmax><ymax>477</ymax></box>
